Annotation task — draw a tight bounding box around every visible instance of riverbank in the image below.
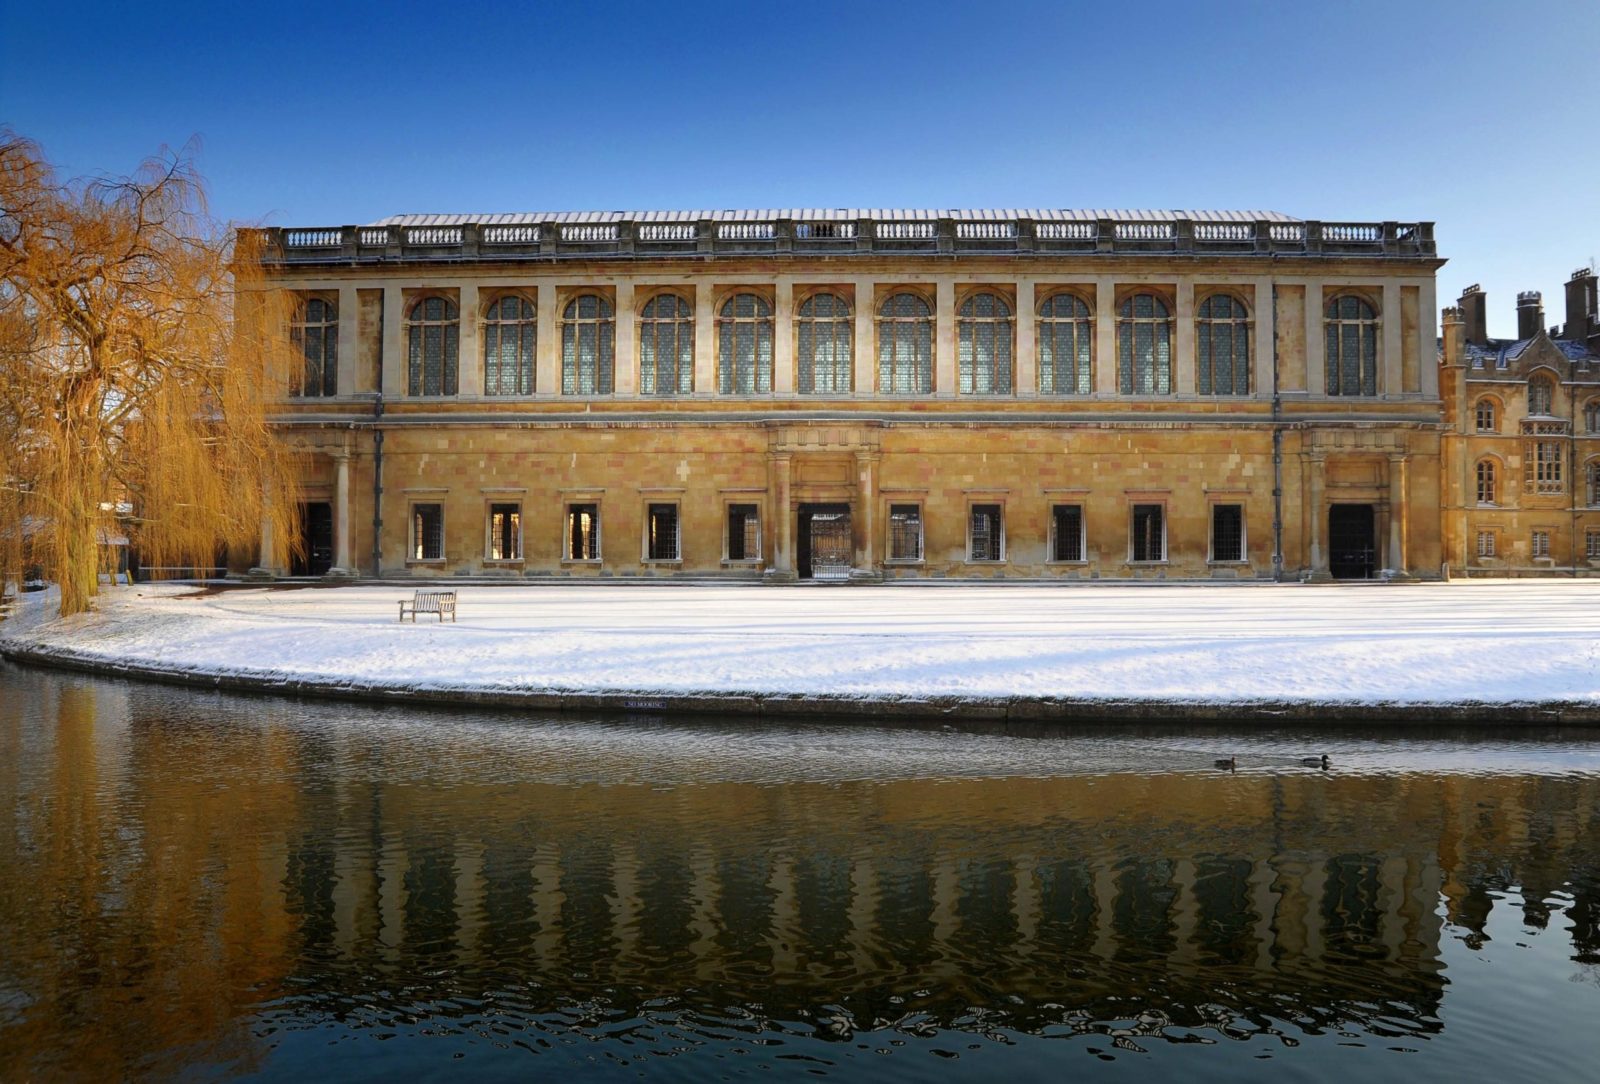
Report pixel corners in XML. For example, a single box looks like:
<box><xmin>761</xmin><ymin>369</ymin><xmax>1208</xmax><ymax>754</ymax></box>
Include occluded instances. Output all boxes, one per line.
<box><xmin>4</xmin><ymin>580</ymin><xmax>1600</xmax><ymax>723</ymax></box>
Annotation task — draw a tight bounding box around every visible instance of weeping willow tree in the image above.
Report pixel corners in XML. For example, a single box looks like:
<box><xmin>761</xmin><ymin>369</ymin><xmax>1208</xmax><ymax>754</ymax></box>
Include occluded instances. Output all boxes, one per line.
<box><xmin>0</xmin><ymin>130</ymin><xmax>300</xmax><ymax>616</ymax></box>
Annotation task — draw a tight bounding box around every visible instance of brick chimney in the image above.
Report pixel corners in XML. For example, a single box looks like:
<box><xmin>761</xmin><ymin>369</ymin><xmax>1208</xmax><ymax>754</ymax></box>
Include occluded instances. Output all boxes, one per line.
<box><xmin>1459</xmin><ymin>284</ymin><xmax>1488</xmax><ymax>346</ymax></box>
<box><xmin>1517</xmin><ymin>291</ymin><xmax>1544</xmax><ymax>340</ymax></box>
<box><xmin>1564</xmin><ymin>268</ymin><xmax>1597</xmax><ymax>346</ymax></box>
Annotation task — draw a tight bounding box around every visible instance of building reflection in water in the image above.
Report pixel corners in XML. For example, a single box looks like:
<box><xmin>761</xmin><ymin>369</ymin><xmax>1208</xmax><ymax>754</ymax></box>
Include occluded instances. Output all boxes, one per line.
<box><xmin>2</xmin><ymin>664</ymin><xmax>1599</xmax><ymax>1077</ymax></box>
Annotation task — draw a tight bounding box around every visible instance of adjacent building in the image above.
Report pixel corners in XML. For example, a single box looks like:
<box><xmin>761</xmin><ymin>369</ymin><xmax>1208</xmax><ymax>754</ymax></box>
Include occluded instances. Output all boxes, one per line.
<box><xmin>249</xmin><ymin>210</ymin><xmax>1444</xmax><ymax>582</ymax></box>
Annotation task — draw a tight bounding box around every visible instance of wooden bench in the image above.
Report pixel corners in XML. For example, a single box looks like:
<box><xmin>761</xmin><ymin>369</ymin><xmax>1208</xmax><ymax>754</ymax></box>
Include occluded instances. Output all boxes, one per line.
<box><xmin>398</xmin><ymin>590</ymin><xmax>457</xmax><ymax>623</ymax></box>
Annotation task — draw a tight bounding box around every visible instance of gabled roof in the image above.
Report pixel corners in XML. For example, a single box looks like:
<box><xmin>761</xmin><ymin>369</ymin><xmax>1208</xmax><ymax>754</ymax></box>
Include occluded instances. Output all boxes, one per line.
<box><xmin>1467</xmin><ymin>330</ymin><xmax>1600</xmax><ymax>370</ymax></box>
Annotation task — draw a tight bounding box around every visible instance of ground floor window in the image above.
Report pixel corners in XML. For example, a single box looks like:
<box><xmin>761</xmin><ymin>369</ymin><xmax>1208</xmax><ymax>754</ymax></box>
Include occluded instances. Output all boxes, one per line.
<box><xmin>726</xmin><ymin>504</ymin><xmax>760</xmax><ymax>561</ymax></box>
<box><xmin>1532</xmin><ymin>530</ymin><xmax>1551</xmax><ymax>559</ymax></box>
<box><xmin>646</xmin><ymin>503</ymin><xmax>680</xmax><ymax>561</ymax></box>
<box><xmin>1051</xmin><ymin>504</ymin><xmax>1084</xmax><ymax>562</ymax></box>
<box><xmin>1477</xmin><ymin>531</ymin><xmax>1497</xmax><ymax>558</ymax></box>
<box><xmin>566</xmin><ymin>503</ymin><xmax>600</xmax><ymax>561</ymax></box>
<box><xmin>487</xmin><ymin>502</ymin><xmax>522</xmax><ymax>561</ymax></box>
<box><xmin>968</xmin><ymin>504</ymin><xmax>1004</xmax><ymax>562</ymax></box>
<box><xmin>1211</xmin><ymin>504</ymin><xmax>1244</xmax><ymax>562</ymax></box>
<box><xmin>1588</xmin><ymin>530</ymin><xmax>1600</xmax><ymax>559</ymax></box>
<box><xmin>1131</xmin><ymin>504</ymin><xmax>1165</xmax><ymax>562</ymax></box>
<box><xmin>888</xmin><ymin>504</ymin><xmax>923</xmax><ymax>562</ymax></box>
<box><xmin>411</xmin><ymin>503</ymin><xmax>444</xmax><ymax>562</ymax></box>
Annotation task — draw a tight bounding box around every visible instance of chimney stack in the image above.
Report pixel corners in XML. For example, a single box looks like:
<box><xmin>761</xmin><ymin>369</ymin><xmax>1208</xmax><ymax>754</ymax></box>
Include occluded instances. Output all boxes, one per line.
<box><xmin>1564</xmin><ymin>267</ymin><xmax>1597</xmax><ymax>347</ymax></box>
<box><xmin>1459</xmin><ymin>284</ymin><xmax>1488</xmax><ymax>346</ymax></box>
<box><xmin>1517</xmin><ymin>291</ymin><xmax>1544</xmax><ymax>340</ymax></box>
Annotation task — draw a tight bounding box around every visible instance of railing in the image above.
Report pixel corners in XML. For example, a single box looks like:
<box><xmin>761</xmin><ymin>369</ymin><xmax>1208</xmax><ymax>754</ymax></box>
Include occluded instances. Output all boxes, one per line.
<box><xmin>256</xmin><ymin>217</ymin><xmax>1437</xmax><ymax>264</ymax></box>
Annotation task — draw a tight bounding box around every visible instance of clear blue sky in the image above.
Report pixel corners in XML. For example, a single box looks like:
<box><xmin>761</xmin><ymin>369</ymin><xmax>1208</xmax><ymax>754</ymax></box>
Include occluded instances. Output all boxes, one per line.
<box><xmin>4</xmin><ymin>0</ymin><xmax>1596</xmax><ymax>338</ymax></box>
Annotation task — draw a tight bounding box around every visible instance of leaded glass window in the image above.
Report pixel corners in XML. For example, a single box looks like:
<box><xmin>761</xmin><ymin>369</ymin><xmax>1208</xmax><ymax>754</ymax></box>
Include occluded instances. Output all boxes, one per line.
<box><xmin>1476</xmin><ymin>460</ymin><xmax>1497</xmax><ymax>504</ymax></box>
<box><xmin>1586</xmin><ymin>400</ymin><xmax>1600</xmax><ymax>432</ymax></box>
<box><xmin>483</xmin><ymin>295</ymin><xmax>535</xmax><ymax>396</ymax></box>
<box><xmin>1525</xmin><ymin>436</ymin><xmax>1564</xmax><ymax>494</ymax></box>
<box><xmin>1477</xmin><ymin>531</ymin><xmax>1496</xmax><ymax>558</ymax></box>
<box><xmin>877</xmin><ymin>293</ymin><xmax>933</xmax><ymax>395</ymax></box>
<box><xmin>406</xmin><ymin>296</ymin><xmax>459</xmax><ymax>397</ymax></box>
<box><xmin>1324</xmin><ymin>295</ymin><xmax>1378</xmax><ymax>396</ymax></box>
<box><xmin>1475</xmin><ymin>398</ymin><xmax>1497</xmax><ymax>432</ymax></box>
<box><xmin>1588</xmin><ymin>462</ymin><xmax>1600</xmax><ymax>506</ymax></box>
<box><xmin>797</xmin><ymin>293</ymin><xmax>853</xmax><ymax>394</ymax></box>
<box><xmin>639</xmin><ymin>293</ymin><xmax>693</xmax><ymax>397</ymax></box>
<box><xmin>1532</xmin><ymin>530</ymin><xmax>1550</xmax><ymax>558</ymax></box>
<box><xmin>1528</xmin><ymin>375</ymin><xmax>1554</xmax><ymax>415</ymax></box>
<box><xmin>1038</xmin><ymin>293</ymin><xmax>1092</xmax><ymax>395</ymax></box>
<box><xmin>1117</xmin><ymin>294</ymin><xmax>1172</xmax><ymax>395</ymax></box>
<box><xmin>291</xmin><ymin>297</ymin><xmax>338</xmax><ymax>397</ymax></box>
<box><xmin>1197</xmin><ymin>294</ymin><xmax>1249</xmax><ymax>396</ymax></box>
<box><xmin>561</xmin><ymin>295</ymin><xmax>615</xmax><ymax>396</ymax></box>
<box><xmin>717</xmin><ymin>293</ymin><xmax>774</xmax><ymax>394</ymax></box>
<box><xmin>957</xmin><ymin>292</ymin><xmax>1013</xmax><ymax>395</ymax></box>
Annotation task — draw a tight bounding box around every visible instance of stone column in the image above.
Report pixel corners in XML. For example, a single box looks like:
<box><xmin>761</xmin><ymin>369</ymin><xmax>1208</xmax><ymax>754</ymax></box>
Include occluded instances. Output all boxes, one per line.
<box><xmin>1305</xmin><ymin>281</ymin><xmax>1324</xmax><ymax>396</ymax></box>
<box><xmin>1095</xmin><ymin>277</ymin><xmax>1117</xmax><ymax>395</ymax></box>
<box><xmin>774</xmin><ymin>276</ymin><xmax>794</xmax><ymax>395</ymax></box>
<box><xmin>614</xmin><ymin>281</ymin><xmax>637</xmax><ymax>396</ymax></box>
<box><xmin>935</xmin><ymin>278</ymin><xmax>957</xmax><ymax>397</ymax></box>
<box><xmin>853</xmin><ymin>279</ymin><xmax>875</xmax><ymax>396</ymax></box>
<box><xmin>328</xmin><ymin>448</ymin><xmax>354</xmax><ymax>578</ymax></box>
<box><xmin>1253</xmin><ymin>278</ymin><xmax>1275</xmax><ymax>398</ymax></box>
<box><xmin>770</xmin><ymin>453</ymin><xmax>795</xmax><ymax>579</ymax></box>
<box><xmin>336</xmin><ymin>284</ymin><xmax>358</xmax><ymax>397</ymax></box>
<box><xmin>381</xmin><ymin>283</ymin><xmax>404</xmax><ymax>396</ymax></box>
<box><xmin>456</xmin><ymin>284</ymin><xmax>480</xmax><ymax>397</ymax></box>
<box><xmin>1174</xmin><ymin>278</ymin><xmax>1196</xmax><ymax>395</ymax></box>
<box><xmin>1014</xmin><ymin>279</ymin><xmax>1036</xmax><ymax>396</ymax></box>
<box><xmin>1308</xmin><ymin>451</ymin><xmax>1329</xmax><ymax>580</ymax></box>
<box><xmin>1389</xmin><ymin>452</ymin><xmax>1410</xmax><ymax>575</ymax></box>
<box><xmin>1420</xmin><ymin>278</ymin><xmax>1440</xmax><ymax>399</ymax></box>
<box><xmin>856</xmin><ymin>451</ymin><xmax>880</xmax><ymax>577</ymax></box>
<box><xmin>693</xmin><ymin>281</ymin><xmax>716</xmax><ymax>395</ymax></box>
<box><xmin>535</xmin><ymin>283</ymin><xmax>558</xmax><ymax>396</ymax></box>
<box><xmin>1382</xmin><ymin>281</ymin><xmax>1403</xmax><ymax>398</ymax></box>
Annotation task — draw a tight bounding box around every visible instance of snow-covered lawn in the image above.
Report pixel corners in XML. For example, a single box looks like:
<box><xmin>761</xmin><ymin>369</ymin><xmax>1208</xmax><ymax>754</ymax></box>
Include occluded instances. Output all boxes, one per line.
<box><xmin>4</xmin><ymin>579</ymin><xmax>1600</xmax><ymax>708</ymax></box>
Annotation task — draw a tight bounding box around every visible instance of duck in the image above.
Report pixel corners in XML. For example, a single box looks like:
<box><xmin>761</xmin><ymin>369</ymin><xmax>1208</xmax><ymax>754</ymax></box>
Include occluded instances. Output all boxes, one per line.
<box><xmin>1213</xmin><ymin>756</ymin><xmax>1237</xmax><ymax>770</ymax></box>
<box><xmin>1300</xmin><ymin>754</ymin><xmax>1331</xmax><ymax>769</ymax></box>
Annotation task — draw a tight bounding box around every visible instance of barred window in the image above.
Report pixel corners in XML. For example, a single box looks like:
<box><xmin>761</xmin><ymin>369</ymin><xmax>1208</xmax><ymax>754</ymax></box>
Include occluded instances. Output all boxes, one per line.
<box><xmin>1038</xmin><ymin>293</ymin><xmax>1092</xmax><ymax>395</ymax></box>
<box><xmin>1477</xmin><ymin>531</ymin><xmax>1496</xmax><ymax>558</ymax></box>
<box><xmin>566</xmin><ymin>503</ymin><xmax>601</xmax><ymax>560</ymax></box>
<box><xmin>888</xmin><ymin>504</ymin><xmax>923</xmax><ymax>561</ymax></box>
<box><xmin>797</xmin><ymin>292</ymin><xmax>853</xmax><ymax>394</ymax></box>
<box><xmin>407</xmin><ymin>296</ymin><xmax>459</xmax><ymax>396</ymax></box>
<box><xmin>1588</xmin><ymin>530</ymin><xmax>1600</xmax><ymax>560</ymax></box>
<box><xmin>1197</xmin><ymin>294</ymin><xmax>1249</xmax><ymax>396</ymax></box>
<box><xmin>1588</xmin><ymin>461</ymin><xmax>1600</xmax><ymax>506</ymax></box>
<box><xmin>1525</xmin><ymin>436</ymin><xmax>1564</xmax><ymax>494</ymax></box>
<box><xmin>718</xmin><ymin>293</ymin><xmax>774</xmax><ymax>394</ymax></box>
<box><xmin>411</xmin><ymin>503</ymin><xmax>443</xmax><ymax>561</ymax></box>
<box><xmin>483</xmin><ymin>296</ymin><xmax>535</xmax><ymax>396</ymax></box>
<box><xmin>639</xmin><ymin>293</ymin><xmax>693</xmax><ymax>397</ymax></box>
<box><xmin>646</xmin><ymin>503</ymin><xmax>680</xmax><ymax>561</ymax></box>
<box><xmin>487</xmin><ymin>502</ymin><xmax>522</xmax><ymax>560</ymax></box>
<box><xmin>1051</xmin><ymin>504</ymin><xmax>1084</xmax><ymax>562</ymax></box>
<box><xmin>957</xmin><ymin>292</ymin><xmax>1013</xmax><ymax>395</ymax></box>
<box><xmin>291</xmin><ymin>297</ymin><xmax>338</xmax><ymax>397</ymax></box>
<box><xmin>1528</xmin><ymin>375</ymin><xmax>1554</xmax><ymax>416</ymax></box>
<box><xmin>1324</xmin><ymin>295</ymin><xmax>1378</xmax><ymax>396</ymax></box>
<box><xmin>1131</xmin><ymin>504</ymin><xmax>1165</xmax><ymax>562</ymax></box>
<box><xmin>1211</xmin><ymin>504</ymin><xmax>1244</xmax><ymax>562</ymax></box>
<box><xmin>561</xmin><ymin>295</ymin><xmax>615</xmax><ymax>396</ymax></box>
<box><xmin>1474</xmin><ymin>398</ymin><xmax>1497</xmax><ymax>432</ymax></box>
<box><xmin>1118</xmin><ymin>294</ymin><xmax>1172</xmax><ymax>395</ymax></box>
<box><xmin>877</xmin><ymin>293</ymin><xmax>933</xmax><ymax>394</ymax></box>
<box><xmin>969</xmin><ymin>504</ymin><xmax>1004</xmax><ymax>562</ymax></box>
<box><xmin>1532</xmin><ymin>530</ymin><xmax>1550</xmax><ymax>559</ymax></box>
<box><xmin>1476</xmin><ymin>460</ymin><xmax>1497</xmax><ymax>504</ymax></box>
<box><xmin>726</xmin><ymin>504</ymin><xmax>760</xmax><ymax>561</ymax></box>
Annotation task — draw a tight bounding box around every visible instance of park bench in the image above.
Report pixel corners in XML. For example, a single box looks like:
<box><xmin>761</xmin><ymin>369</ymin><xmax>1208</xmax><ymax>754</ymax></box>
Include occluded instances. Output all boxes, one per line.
<box><xmin>398</xmin><ymin>590</ymin><xmax>457</xmax><ymax>623</ymax></box>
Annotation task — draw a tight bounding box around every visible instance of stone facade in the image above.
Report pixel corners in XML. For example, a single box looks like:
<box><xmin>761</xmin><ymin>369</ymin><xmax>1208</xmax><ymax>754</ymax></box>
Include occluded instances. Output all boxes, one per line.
<box><xmin>250</xmin><ymin>211</ymin><xmax>1444</xmax><ymax>582</ymax></box>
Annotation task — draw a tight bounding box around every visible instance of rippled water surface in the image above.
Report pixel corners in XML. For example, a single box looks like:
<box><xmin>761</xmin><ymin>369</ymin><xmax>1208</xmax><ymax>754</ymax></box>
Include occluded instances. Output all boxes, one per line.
<box><xmin>3</xmin><ymin>662</ymin><xmax>1600</xmax><ymax>1080</ymax></box>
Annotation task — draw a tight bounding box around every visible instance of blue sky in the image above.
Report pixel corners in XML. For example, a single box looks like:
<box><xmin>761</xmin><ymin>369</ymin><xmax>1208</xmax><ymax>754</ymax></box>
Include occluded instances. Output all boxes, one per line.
<box><xmin>3</xmin><ymin>0</ymin><xmax>1596</xmax><ymax>337</ymax></box>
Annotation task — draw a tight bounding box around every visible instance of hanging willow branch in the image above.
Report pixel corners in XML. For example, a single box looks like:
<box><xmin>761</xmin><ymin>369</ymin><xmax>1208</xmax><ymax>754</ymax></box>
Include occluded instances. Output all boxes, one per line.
<box><xmin>0</xmin><ymin>129</ymin><xmax>300</xmax><ymax>616</ymax></box>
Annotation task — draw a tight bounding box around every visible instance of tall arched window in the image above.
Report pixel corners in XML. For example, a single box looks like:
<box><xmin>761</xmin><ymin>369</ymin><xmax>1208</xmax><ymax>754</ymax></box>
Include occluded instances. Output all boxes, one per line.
<box><xmin>1325</xmin><ymin>295</ymin><xmax>1378</xmax><ymax>396</ymax></box>
<box><xmin>1117</xmin><ymin>293</ymin><xmax>1172</xmax><ymax>395</ymax></box>
<box><xmin>1476</xmin><ymin>459</ymin><xmax>1497</xmax><ymax>504</ymax></box>
<box><xmin>1197</xmin><ymin>294</ymin><xmax>1249</xmax><ymax>396</ymax></box>
<box><xmin>483</xmin><ymin>295</ymin><xmax>535</xmax><ymax>396</ymax></box>
<box><xmin>877</xmin><ymin>293</ymin><xmax>933</xmax><ymax>394</ymax></box>
<box><xmin>1037</xmin><ymin>293</ymin><xmax>1091</xmax><ymax>395</ymax></box>
<box><xmin>1528</xmin><ymin>374</ymin><xmax>1554</xmax><ymax>415</ymax></box>
<box><xmin>1585</xmin><ymin>400</ymin><xmax>1600</xmax><ymax>432</ymax></box>
<box><xmin>291</xmin><ymin>297</ymin><xmax>338</xmax><ymax>397</ymax></box>
<box><xmin>1475</xmin><ymin>398</ymin><xmax>1497</xmax><ymax>432</ymax></box>
<box><xmin>957</xmin><ymin>292</ymin><xmax>1013</xmax><ymax>395</ymax></box>
<box><xmin>639</xmin><ymin>293</ymin><xmax>693</xmax><ymax>396</ymax></box>
<box><xmin>717</xmin><ymin>293</ymin><xmax>774</xmax><ymax>394</ymax></box>
<box><xmin>796</xmin><ymin>292</ymin><xmax>852</xmax><ymax>394</ymax></box>
<box><xmin>407</xmin><ymin>296</ymin><xmax>459</xmax><ymax>396</ymax></box>
<box><xmin>561</xmin><ymin>294</ymin><xmax>614</xmax><ymax>395</ymax></box>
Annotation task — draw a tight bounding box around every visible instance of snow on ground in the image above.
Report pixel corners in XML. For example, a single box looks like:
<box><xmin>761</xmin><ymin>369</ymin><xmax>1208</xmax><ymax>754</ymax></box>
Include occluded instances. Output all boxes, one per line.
<box><xmin>4</xmin><ymin>579</ymin><xmax>1600</xmax><ymax>706</ymax></box>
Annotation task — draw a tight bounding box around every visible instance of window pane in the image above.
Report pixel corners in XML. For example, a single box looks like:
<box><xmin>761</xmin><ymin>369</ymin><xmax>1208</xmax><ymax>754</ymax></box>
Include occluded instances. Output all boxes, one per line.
<box><xmin>1212</xmin><ymin>505</ymin><xmax>1243</xmax><ymax>562</ymax></box>
<box><xmin>1052</xmin><ymin>505</ymin><xmax>1083</xmax><ymax>562</ymax></box>
<box><xmin>969</xmin><ymin>504</ymin><xmax>1004</xmax><ymax>562</ymax></box>
<box><xmin>889</xmin><ymin>504</ymin><xmax>923</xmax><ymax>561</ymax></box>
<box><xmin>1132</xmin><ymin>504</ymin><xmax>1164</xmax><ymax>562</ymax></box>
<box><xmin>647</xmin><ymin>503</ymin><xmax>680</xmax><ymax>561</ymax></box>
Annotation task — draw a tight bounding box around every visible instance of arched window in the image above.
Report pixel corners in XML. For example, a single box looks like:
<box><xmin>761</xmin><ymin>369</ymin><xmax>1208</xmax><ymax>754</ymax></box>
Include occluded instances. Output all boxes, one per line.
<box><xmin>291</xmin><ymin>297</ymin><xmax>338</xmax><ymax>397</ymax></box>
<box><xmin>407</xmin><ymin>296</ymin><xmax>458</xmax><ymax>396</ymax></box>
<box><xmin>1585</xmin><ymin>400</ymin><xmax>1600</xmax><ymax>433</ymax></box>
<box><xmin>639</xmin><ymin>293</ymin><xmax>693</xmax><ymax>397</ymax></box>
<box><xmin>1528</xmin><ymin>374</ymin><xmax>1554</xmax><ymax>415</ymax></box>
<box><xmin>1197</xmin><ymin>294</ymin><xmax>1249</xmax><ymax>396</ymax></box>
<box><xmin>1117</xmin><ymin>293</ymin><xmax>1172</xmax><ymax>395</ymax></box>
<box><xmin>1476</xmin><ymin>459</ymin><xmax>1497</xmax><ymax>505</ymax></box>
<box><xmin>1588</xmin><ymin>461</ymin><xmax>1600</xmax><ymax>506</ymax></box>
<box><xmin>1325</xmin><ymin>295</ymin><xmax>1378</xmax><ymax>396</ymax></box>
<box><xmin>877</xmin><ymin>293</ymin><xmax>933</xmax><ymax>394</ymax></box>
<box><xmin>1474</xmin><ymin>398</ymin><xmax>1497</xmax><ymax>432</ymax></box>
<box><xmin>561</xmin><ymin>294</ymin><xmax>614</xmax><ymax>395</ymax></box>
<box><xmin>957</xmin><ymin>292</ymin><xmax>1013</xmax><ymax>395</ymax></box>
<box><xmin>483</xmin><ymin>295</ymin><xmax>535</xmax><ymax>396</ymax></box>
<box><xmin>717</xmin><ymin>293</ymin><xmax>774</xmax><ymax>395</ymax></box>
<box><xmin>796</xmin><ymin>292</ymin><xmax>852</xmax><ymax>394</ymax></box>
<box><xmin>1037</xmin><ymin>293</ymin><xmax>1091</xmax><ymax>395</ymax></box>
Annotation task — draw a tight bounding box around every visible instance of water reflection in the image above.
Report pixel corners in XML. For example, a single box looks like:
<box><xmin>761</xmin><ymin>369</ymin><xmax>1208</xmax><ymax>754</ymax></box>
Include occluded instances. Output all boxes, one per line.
<box><xmin>2</xmin><ymin>662</ymin><xmax>1599</xmax><ymax>1079</ymax></box>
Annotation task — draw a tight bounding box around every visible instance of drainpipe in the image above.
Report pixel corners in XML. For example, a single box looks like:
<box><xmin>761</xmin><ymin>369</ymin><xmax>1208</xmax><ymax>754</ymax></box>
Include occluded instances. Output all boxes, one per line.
<box><xmin>1570</xmin><ymin>358</ymin><xmax>1578</xmax><ymax>577</ymax></box>
<box><xmin>1271</xmin><ymin>286</ymin><xmax>1284</xmax><ymax>582</ymax></box>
